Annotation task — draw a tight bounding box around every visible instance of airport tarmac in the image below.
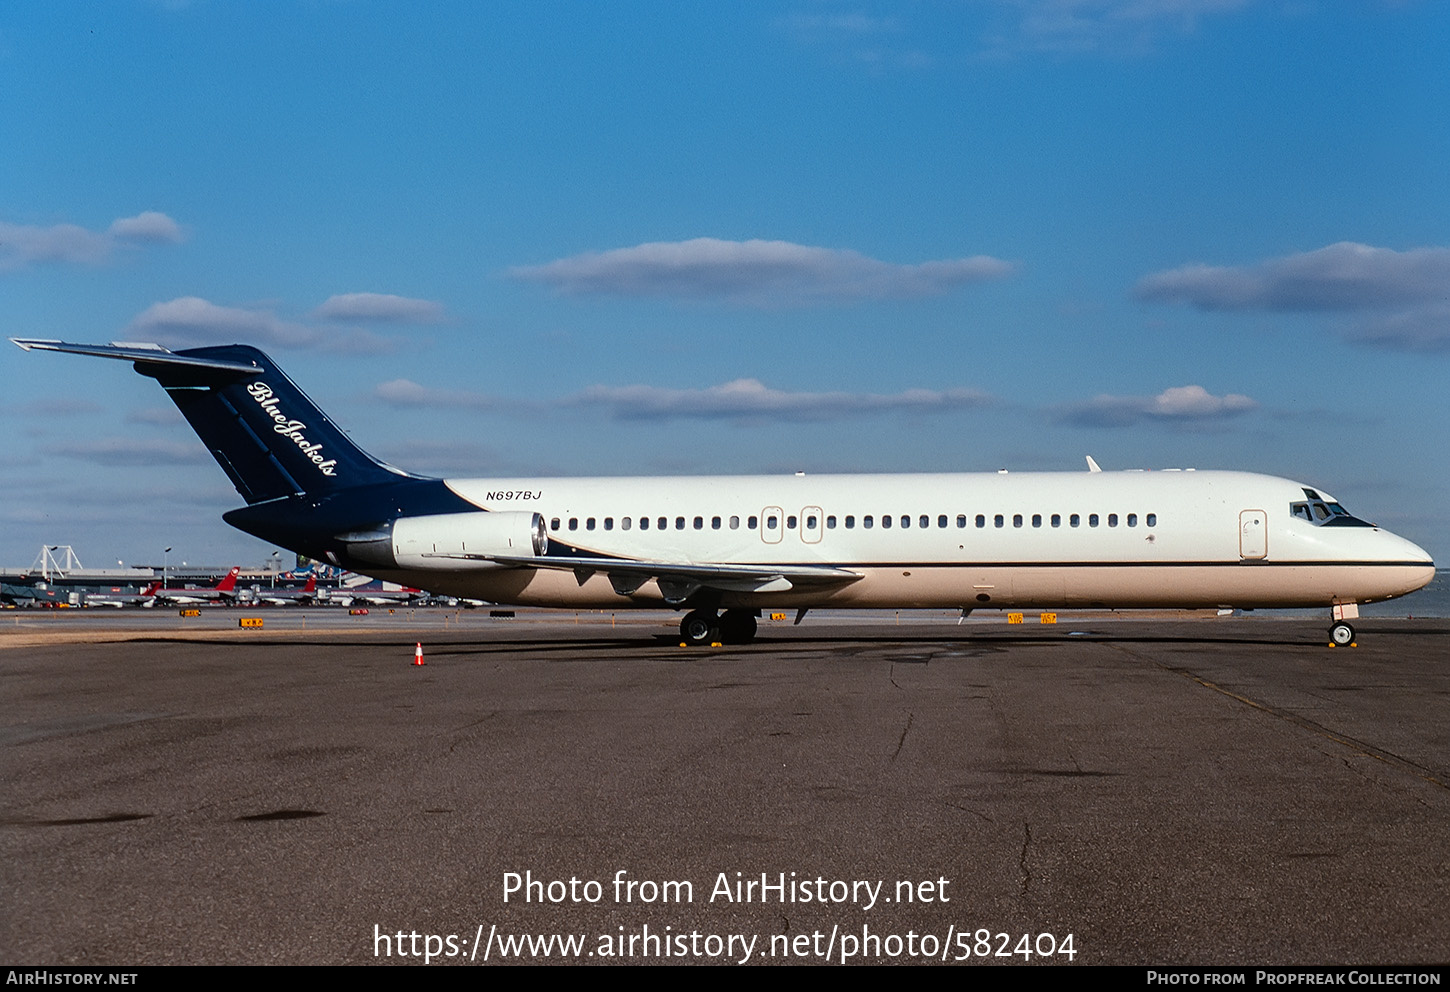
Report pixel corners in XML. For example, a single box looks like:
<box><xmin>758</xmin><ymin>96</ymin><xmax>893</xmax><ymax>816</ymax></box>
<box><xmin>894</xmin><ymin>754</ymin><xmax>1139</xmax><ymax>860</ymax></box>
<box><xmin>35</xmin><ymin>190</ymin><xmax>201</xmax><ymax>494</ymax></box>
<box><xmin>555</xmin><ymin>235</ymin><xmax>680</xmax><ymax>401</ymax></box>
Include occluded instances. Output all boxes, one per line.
<box><xmin>2</xmin><ymin>611</ymin><xmax>1447</xmax><ymax>966</ymax></box>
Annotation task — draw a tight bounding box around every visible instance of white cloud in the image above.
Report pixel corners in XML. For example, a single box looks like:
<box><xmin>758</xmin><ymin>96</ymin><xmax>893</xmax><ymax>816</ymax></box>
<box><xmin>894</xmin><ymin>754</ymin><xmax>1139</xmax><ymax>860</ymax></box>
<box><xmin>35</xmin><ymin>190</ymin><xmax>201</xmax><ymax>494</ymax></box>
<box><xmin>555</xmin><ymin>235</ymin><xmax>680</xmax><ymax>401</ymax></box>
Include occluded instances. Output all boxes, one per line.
<box><xmin>374</xmin><ymin>379</ymin><xmax>499</xmax><ymax>409</ymax></box>
<box><xmin>374</xmin><ymin>439</ymin><xmax>497</xmax><ymax>475</ymax></box>
<box><xmin>0</xmin><ymin>222</ymin><xmax>112</xmax><ymax>268</ymax></box>
<box><xmin>108</xmin><ymin>211</ymin><xmax>185</xmax><ymax>244</ymax></box>
<box><xmin>128</xmin><ymin>297</ymin><xmax>394</xmax><ymax>353</ymax></box>
<box><xmin>1136</xmin><ymin>242</ymin><xmax>1450</xmax><ymax>354</ymax></box>
<box><xmin>129</xmin><ymin>297</ymin><xmax>307</xmax><ymax>346</ymax></box>
<box><xmin>784</xmin><ymin>13</ymin><xmax>904</xmax><ymax>36</ymax></box>
<box><xmin>126</xmin><ymin>406</ymin><xmax>185</xmax><ymax>426</ymax></box>
<box><xmin>984</xmin><ymin>0</ymin><xmax>1250</xmax><ymax>57</ymax></box>
<box><xmin>1348</xmin><ymin>304</ymin><xmax>1450</xmax><ymax>354</ymax></box>
<box><xmin>54</xmin><ymin>437</ymin><xmax>206</xmax><ymax>466</ymax></box>
<box><xmin>509</xmin><ymin>238</ymin><xmax>1014</xmax><ymax>305</ymax></box>
<box><xmin>572</xmin><ymin>379</ymin><xmax>992</xmax><ymax>421</ymax></box>
<box><xmin>313</xmin><ymin>292</ymin><xmax>447</xmax><ymax>323</ymax></box>
<box><xmin>1135</xmin><ymin>242</ymin><xmax>1450</xmax><ymax>311</ymax></box>
<box><xmin>0</xmin><ymin>212</ymin><xmax>185</xmax><ymax>269</ymax></box>
<box><xmin>1057</xmin><ymin>384</ymin><xmax>1257</xmax><ymax>427</ymax></box>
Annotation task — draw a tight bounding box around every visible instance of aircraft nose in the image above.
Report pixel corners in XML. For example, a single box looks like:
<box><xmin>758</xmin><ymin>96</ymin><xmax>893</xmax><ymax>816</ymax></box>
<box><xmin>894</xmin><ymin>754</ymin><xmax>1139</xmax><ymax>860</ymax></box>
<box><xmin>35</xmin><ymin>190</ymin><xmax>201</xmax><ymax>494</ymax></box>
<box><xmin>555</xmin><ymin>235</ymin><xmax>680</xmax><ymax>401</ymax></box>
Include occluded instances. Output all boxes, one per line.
<box><xmin>1383</xmin><ymin>530</ymin><xmax>1436</xmax><ymax>595</ymax></box>
<box><xmin>1394</xmin><ymin>532</ymin><xmax>1434</xmax><ymax>566</ymax></box>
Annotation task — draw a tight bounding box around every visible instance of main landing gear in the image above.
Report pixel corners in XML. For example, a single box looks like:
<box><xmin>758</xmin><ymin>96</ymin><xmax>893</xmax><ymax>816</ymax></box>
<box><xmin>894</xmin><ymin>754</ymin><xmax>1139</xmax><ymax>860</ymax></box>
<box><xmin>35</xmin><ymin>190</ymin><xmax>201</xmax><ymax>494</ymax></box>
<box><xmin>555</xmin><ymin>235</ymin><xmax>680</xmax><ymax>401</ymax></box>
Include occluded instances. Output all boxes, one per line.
<box><xmin>679</xmin><ymin>608</ymin><xmax>758</xmax><ymax>646</ymax></box>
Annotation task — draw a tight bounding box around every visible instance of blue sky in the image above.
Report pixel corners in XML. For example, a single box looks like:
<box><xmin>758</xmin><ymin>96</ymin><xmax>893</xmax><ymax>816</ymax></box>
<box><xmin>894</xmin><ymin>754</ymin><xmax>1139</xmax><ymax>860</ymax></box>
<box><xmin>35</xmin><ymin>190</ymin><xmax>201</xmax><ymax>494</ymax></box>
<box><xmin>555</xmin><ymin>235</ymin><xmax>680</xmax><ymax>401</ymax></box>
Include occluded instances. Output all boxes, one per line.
<box><xmin>3</xmin><ymin>0</ymin><xmax>1446</xmax><ymax>571</ymax></box>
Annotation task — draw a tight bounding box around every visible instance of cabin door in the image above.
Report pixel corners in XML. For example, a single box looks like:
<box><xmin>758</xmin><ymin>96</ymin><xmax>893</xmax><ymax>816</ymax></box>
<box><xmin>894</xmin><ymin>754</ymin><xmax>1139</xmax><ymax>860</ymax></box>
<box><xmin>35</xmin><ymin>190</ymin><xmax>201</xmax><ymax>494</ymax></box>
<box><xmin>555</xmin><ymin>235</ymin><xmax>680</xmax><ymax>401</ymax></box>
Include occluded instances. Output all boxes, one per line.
<box><xmin>760</xmin><ymin>506</ymin><xmax>784</xmax><ymax>544</ymax></box>
<box><xmin>1239</xmin><ymin>509</ymin><xmax>1267</xmax><ymax>560</ymax></box>
<box><xmin>800</xmin><ymin>506</ymin><xmax>823</xmax><ymax>544</ymax></box>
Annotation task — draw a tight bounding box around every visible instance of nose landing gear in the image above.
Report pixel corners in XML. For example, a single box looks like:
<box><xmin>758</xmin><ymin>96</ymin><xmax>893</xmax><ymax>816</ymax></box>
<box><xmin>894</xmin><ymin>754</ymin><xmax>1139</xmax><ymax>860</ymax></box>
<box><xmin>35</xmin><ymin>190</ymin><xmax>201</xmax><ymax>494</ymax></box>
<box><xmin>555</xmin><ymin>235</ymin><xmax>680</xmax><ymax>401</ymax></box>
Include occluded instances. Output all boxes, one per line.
<box><xmin>1328</xmin><ymin>603</ymin><xmax>1359</xmax><ymax>648</ymax></box>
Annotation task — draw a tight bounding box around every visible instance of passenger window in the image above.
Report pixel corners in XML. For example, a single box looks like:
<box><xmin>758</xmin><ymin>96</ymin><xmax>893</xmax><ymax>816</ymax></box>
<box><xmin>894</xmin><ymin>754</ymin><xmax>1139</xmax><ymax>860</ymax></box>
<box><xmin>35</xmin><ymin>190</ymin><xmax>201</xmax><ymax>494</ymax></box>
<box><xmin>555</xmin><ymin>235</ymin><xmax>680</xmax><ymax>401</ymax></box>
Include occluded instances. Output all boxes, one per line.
<box><xmin>1032</xmin><ymin>514</ymin><xmax>1042</xmax><ymax>527</ymax></box>
<box><xmin>787</xmin><ymin>515</ymin><xmax>797</xmax><ymax>529</ymax></box>
<box><xmin>976</xmin><ymin>514</ymin><xmax>986</xmax><ymax>528</ymax></box>
<box><xmin>807</xmin><ymin>515</ymin><xmax>818</xmax><ymax>529</ymax></box>
<box><xmin>693</xmin><ymin>516</ymin><xmax>703</xmax><ymax>530</ymax></box>
<box><xmin>938</xmin><ymin>515</ymin><xmax>948</xmax><ymax>528</ymax></box>
<box><xmin>569</xmin><ymin>518</ymin><xmax>578</xmax><ymax>531</ymax></box>
<box><xmin>748</xmin><ymin>516</ymin><xmax>758</xmax><ymax>529</ymax></box>
<box><xmin>1013</xmin><ymin>514</ymin><xmax>1023</xmax><ymax>528</ymax></box>
<box><xmin>640</xmin><ymin>517</ymin><xmax>649</xmax><ymax>530</ymax></box>
<box><xmin>864</xmin><ymin>516</ymin><xmax>874</xmax><ymax>529</ymax></box>
<box><xmin>826</xmin><ymin>515</ymin><xmax>836</xmax><ymax>529</ymax></box>
<box><xmin>586</xmin><ymin>518</ymin><xmax>596</xmax><ymax>531</ymax></box>
<box><xmin>1070</xmin><ymin>514</ymin><xmax>1080</xmax><ymax>528</ymax></box>
<box><xmin>1052</xmin><ymin>514</ymin><xmax>1061</xmax><ymax>528</ymax></box>
<box><xmin>1089</xmin><ymin>514</ymin><xmax>1099</xmax><ymax>527</ymax></box>
<box><xmin>658</xmin><ymin>517</ymin><xmax>667</xmax><ymax>530</ymax></box>
<box><xmin>845</xmin><ymin>515</ymin><xmax>856</xmax><ymax>529</ymax></box>
<box><xmin>1108</xmin><ymin>514</ymin><xmax>1118</xmax><ymax>527</ymax></box>
<box><xmin>1127</xmin><ymin>514</ymin><xmax>1137</xmax><ymax>527</ymax></box>
<box><xmin>711</xmin><ymin>516</ymin><xmax>721</xmax><ymax>530</ymax></box>
<box><xmin>900</xmin><ymin>515</ymin><xmax>909</xmax><ymax>529</ymax></box>
<box><xmin>994</xmin><ymin>514</ymin><xmax>1004</xmax><ymax>528</ymax></box>
<box><xmin>766</xmin><ymin>515</ymin><xmax>778</xmax><ymax>529</ymax></box>
<box><xmin>1146</xmin><ymin>513</ymin><xmax>1157</xmax><ymax>527</ymax></box>
<box><xmin>550</xmin><ymin>517</ymin><xmax>560</xmax><ymax>531</ymax></box>
<box><xmin>882</xmin><ymin>515</ymin><xmax>893</xmax><ymax>529</ymax></box>
<box><xmin>604</xmin><ymin>517</ymin><xmax>614</xmax><ymax>531</ymax></box>
<box><xmin>621</xmin><ymin>517</ymin><xmax>631</xmax><ymax>531</ymax></box>
<box><xmin>730</xmin><ymin>516</ymin><xmax>740</xmax><ymax>529</ymax></box>
<box><xmin>675</xmin><ymin>517</ymin><xmax>685</xmax><ymax>530</ymax></box>
<box><xmin>956</xmin><ymin>514</ymin><xmax>967</xmax><ymax>528</ymax></box>
<box><xmin>921</xmin><ymin>515</ymin><xmax>930</xmax><ymax>528</ymax></box>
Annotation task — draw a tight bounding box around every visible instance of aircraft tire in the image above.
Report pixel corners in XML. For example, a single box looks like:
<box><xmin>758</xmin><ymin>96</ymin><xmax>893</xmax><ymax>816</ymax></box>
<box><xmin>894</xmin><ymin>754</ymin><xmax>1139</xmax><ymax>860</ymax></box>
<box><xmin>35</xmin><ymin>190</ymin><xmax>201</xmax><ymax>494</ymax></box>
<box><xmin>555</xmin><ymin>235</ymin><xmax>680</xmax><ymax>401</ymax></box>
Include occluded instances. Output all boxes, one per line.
<box><xmin>1329</xmin><ymin>621</ymin><xmax>1355</xmax><ymax>646</ymax></box>
<box><xmin>720</xmin><ymin>610</ymin><xmax>758</xmax><ymax>644</ymax></box>
<box><xmin>681</xmin><ymin>610</ymin><xmax>720</xmax><ymax>646</ymax></box>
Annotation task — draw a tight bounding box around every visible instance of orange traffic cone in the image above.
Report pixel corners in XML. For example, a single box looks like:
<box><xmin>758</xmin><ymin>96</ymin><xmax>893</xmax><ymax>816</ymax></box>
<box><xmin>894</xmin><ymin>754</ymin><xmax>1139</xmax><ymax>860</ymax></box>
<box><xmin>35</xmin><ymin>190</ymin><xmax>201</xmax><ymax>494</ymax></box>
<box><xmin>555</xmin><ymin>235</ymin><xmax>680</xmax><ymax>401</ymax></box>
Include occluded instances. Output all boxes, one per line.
<box><xmin>413</xmin><ymin>642</ymin><xmax>425</xmax><ymax>666</ymax></box>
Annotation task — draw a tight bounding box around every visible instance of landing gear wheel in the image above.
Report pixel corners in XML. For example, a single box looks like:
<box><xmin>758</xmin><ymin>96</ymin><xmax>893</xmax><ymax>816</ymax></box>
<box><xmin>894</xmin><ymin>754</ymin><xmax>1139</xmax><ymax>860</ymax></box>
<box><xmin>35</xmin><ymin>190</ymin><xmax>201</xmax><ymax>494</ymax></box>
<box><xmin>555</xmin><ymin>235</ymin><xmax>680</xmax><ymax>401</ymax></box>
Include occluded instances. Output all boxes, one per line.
<box><xmin>680</xmin><ymin>610</ymin><xmax>720</xmax><ymax>646</ymax></box>
<box><xmin>719</xmin><ymin>610</ymin><xmax>758</xmax><ymax>645</ymax></box>
<box><xmin>1329</xmin><ymin>621</ymin><xmax>1355</xmax><ymax>647</ymax></box>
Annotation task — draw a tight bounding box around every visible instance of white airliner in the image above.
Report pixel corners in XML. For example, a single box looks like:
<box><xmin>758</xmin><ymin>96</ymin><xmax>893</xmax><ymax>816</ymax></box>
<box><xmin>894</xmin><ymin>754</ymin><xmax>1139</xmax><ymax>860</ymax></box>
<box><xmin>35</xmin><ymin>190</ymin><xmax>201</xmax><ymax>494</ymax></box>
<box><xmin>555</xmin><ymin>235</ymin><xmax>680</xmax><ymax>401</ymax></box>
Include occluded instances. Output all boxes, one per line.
<box><xmin>13</xmin><ymin>339</ymin><xmax>1434</xmax><ymax>646</ymax></box>
<box><xmin>84</xmin><ymin>580</ymin><xmax>162</xmax><ymax>608</ymax></box>
<box><xmin>153</xmin><ymin>566</ymin><xmax>241</xmax><ymax>606</ymax></box>
<box><xmin>242</xmin><ymin>572</ymin><xmax>319</xmax><ymax>607</ymax></box>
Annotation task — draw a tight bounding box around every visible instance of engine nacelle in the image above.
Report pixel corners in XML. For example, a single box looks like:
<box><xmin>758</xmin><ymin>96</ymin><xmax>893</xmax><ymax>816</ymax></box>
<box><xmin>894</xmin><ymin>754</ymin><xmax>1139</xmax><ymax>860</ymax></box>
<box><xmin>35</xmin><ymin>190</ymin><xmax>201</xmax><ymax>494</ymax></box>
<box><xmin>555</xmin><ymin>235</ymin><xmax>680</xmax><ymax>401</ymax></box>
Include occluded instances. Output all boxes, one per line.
<box><xmin>389</xmin><ymin>511</ymin><xmax>548</xmax><ymax>570</ymax></box>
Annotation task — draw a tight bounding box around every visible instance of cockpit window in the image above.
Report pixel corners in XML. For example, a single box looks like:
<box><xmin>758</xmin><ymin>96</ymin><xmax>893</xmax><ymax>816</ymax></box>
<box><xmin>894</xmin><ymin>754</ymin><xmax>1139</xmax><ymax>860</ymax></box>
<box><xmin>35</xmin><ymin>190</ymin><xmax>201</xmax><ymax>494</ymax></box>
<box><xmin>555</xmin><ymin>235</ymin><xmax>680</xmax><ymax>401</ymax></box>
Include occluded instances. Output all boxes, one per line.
<box><xmin>1290</xmin><ymin>492</ymin><xmax>1372</xmax><ymax>528</ymax></box>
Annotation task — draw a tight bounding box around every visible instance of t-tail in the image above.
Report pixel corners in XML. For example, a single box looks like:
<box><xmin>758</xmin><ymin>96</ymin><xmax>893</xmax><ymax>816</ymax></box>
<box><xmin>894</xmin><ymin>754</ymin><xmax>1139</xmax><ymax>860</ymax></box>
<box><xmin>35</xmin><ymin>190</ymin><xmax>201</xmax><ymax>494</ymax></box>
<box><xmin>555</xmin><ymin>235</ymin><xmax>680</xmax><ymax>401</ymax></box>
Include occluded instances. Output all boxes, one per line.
<box><xmin>12</xmin><ymin>340</ymin><xmax>410</xmax><ymax>503</ymax></box>
<box><xmin>9</xmin><ymin>339</ymin><xmax>478</xmax><ymax>563</ymax></box>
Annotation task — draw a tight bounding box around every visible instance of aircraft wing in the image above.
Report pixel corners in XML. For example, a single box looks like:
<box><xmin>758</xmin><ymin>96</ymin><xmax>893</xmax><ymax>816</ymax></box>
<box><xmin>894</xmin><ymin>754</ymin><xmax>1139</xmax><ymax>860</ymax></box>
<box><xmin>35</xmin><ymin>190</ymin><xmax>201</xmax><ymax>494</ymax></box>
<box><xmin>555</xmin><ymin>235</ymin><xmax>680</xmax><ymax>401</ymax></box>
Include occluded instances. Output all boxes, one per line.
<box><xmin>440</xmin><ymin>553</ymin><xmax>862</xmax><ymax>604</ymax></box>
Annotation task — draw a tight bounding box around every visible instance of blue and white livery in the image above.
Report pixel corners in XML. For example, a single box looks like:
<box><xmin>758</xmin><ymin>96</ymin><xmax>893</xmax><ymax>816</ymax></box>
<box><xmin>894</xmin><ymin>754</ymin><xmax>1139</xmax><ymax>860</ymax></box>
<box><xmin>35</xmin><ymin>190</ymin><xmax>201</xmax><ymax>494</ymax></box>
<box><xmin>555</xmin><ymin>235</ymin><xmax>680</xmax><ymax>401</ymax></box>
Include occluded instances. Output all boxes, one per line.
<box><xmin>13</xmin><ymin>339</ymin><xmax>1433</xmax><ymax>645</ymax></box>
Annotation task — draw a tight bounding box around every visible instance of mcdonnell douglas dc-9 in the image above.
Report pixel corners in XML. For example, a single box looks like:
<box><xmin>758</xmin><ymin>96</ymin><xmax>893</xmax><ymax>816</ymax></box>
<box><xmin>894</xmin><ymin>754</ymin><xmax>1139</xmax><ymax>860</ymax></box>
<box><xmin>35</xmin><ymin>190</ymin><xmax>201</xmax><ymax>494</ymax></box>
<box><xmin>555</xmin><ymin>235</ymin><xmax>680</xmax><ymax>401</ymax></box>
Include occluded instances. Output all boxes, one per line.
<box><xmin>14</xmin><ymin>339</ymin><xmax>1433</xmax><ymax>646</ymax></box>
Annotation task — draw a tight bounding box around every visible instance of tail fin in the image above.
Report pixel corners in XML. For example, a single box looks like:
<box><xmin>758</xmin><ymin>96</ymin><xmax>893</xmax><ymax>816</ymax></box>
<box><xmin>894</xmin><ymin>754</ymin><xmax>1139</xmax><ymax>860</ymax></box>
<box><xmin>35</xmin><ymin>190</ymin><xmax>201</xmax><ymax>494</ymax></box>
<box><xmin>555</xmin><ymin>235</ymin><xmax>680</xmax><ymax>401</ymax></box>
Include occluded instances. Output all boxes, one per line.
<box><xmin>215</xmin><ymin>566</ymin><xmax>241</xmax><ymax>593</ymax></box>
<box><xmin>11</xmin><ymin>339</ymin><xmax>419</xmax><ymax>504</ymax></box>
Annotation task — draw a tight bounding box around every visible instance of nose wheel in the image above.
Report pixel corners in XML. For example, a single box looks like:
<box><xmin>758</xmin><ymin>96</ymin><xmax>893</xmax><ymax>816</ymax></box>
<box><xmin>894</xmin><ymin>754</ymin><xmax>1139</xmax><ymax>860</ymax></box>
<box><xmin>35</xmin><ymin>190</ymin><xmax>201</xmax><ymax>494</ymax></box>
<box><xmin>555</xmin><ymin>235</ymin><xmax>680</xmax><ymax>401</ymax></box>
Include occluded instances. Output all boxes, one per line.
<box><xmin>1329</xmin><ymin>621</ymin><xmax>1355</xmax><ymax>647</ymax></box>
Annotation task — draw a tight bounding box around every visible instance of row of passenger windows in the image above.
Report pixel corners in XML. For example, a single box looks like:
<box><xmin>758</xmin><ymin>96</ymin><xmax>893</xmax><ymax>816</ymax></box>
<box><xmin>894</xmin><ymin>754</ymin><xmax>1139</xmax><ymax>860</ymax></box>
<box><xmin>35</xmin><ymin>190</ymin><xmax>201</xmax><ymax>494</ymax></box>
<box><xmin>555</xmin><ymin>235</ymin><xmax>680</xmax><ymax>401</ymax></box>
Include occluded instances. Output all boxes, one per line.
<box><xmin>549</xmin><ymin>512</ymin><xmax>1158</xmax><ymax>532</ymax></box>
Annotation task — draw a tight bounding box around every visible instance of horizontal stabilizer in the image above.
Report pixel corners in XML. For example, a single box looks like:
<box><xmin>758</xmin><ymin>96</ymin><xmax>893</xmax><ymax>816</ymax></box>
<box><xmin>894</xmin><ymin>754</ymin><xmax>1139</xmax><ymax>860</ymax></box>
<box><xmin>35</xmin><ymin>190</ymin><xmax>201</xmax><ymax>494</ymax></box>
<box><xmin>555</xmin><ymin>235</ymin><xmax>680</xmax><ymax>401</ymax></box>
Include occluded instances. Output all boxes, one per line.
<box><xmin>10</xmin><ymin>339</ymin><xmax>262</xmax><ymax>375</ymax></box>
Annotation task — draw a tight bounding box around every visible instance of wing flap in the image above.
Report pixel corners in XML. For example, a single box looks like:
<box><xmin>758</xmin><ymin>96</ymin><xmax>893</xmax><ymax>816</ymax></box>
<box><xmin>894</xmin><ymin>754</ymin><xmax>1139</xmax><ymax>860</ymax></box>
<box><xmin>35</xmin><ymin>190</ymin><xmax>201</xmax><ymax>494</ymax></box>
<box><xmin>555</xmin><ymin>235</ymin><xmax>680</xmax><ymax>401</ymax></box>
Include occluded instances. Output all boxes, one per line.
<box><xmin>450</xmin><ymin>553</ymin><xmax>861</xmax><ymax>602</ymax></box>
